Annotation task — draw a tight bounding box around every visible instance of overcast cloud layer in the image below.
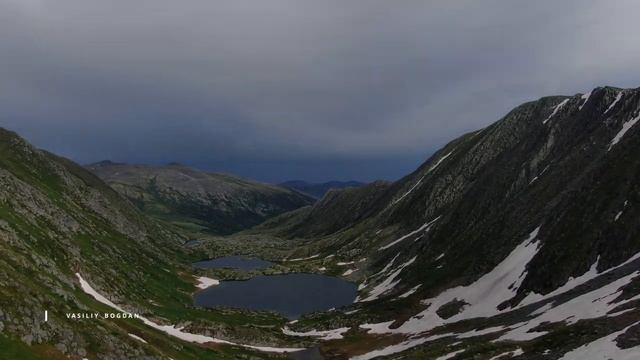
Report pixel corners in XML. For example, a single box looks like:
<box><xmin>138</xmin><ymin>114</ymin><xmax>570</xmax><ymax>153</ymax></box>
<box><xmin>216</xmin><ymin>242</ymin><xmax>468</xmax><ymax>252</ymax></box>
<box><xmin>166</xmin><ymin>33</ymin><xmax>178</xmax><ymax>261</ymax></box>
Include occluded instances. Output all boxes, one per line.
<box><xmin>1</xmin><ymin>1</ymin><xmax>640</xmax><ymax>182</ymax></box>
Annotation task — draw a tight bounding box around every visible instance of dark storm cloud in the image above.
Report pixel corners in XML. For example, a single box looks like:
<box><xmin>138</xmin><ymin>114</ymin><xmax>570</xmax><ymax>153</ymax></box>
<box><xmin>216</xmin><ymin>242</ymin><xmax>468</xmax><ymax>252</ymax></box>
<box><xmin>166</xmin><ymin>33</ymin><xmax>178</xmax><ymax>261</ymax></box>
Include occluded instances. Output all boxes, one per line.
<box><xmin>1</xmin><ymin>0</ymin><xmax>640</xmax><ymax>181</ymax></box>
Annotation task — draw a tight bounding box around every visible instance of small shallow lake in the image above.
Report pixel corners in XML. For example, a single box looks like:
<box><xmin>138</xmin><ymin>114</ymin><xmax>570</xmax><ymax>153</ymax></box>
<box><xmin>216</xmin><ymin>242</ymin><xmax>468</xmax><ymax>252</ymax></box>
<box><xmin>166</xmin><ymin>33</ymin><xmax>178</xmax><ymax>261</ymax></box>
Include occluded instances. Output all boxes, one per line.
<box><xmin>193</xmin><ymin>256</ymin><xmax>273</xmax><ymax>270</ymax></box>
<box><xmin>193</xmin><ymin>273</ymin><xmax>357</xmax><ymax>319</ymax></box>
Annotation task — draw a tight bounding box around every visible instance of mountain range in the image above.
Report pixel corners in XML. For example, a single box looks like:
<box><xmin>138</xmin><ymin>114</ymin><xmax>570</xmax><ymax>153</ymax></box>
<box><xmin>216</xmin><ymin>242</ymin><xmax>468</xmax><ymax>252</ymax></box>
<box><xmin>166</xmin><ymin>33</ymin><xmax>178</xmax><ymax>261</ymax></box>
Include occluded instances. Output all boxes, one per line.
<box><xmin>247</xmin><ymin>85</ymin><xmax>640</xmax><ymax>359</ymax></box>
<box><xmin>1</xmin><ymin>85</ymin><xmax>639</xmax><ymax>359</ymax></box>
<box><xmin>87</xmin><ymin>161</ymin><xmax>314</xmax><ymax>235</ymax></box>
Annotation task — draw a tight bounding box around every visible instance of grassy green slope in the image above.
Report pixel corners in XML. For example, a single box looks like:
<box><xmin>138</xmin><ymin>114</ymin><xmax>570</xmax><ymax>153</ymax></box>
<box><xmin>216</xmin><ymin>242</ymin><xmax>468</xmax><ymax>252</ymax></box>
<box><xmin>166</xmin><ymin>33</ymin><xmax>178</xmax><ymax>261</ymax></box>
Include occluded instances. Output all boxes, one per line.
<box><xmin>88</xmin><ymin>162</ymin><xmax>315</xmax><ymax>235</ymax></box>
<box><xmin>0</xmin><ymin>128</ymin><xmax>295</xmax><ymax>359</ymax></box>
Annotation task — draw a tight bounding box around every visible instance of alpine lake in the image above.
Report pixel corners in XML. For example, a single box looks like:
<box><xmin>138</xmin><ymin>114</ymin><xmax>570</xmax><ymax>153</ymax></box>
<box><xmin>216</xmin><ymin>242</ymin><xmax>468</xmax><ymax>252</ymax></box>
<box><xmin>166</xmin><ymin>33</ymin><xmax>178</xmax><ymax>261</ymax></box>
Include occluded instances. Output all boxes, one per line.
<box><xmin>193</xmin><ymin>256</ymin><xmax>357</xmax><ymax>319</ymax></box>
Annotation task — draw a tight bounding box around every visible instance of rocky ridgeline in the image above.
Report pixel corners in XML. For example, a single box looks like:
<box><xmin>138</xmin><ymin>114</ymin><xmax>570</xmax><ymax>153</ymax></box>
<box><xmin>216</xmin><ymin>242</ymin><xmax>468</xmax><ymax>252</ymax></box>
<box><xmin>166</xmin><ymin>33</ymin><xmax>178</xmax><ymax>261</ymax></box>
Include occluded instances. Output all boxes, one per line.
<box><xmin>273</xmin><ymin>86</ymin><xmax>640</xmax><ymax>359</ymax></box>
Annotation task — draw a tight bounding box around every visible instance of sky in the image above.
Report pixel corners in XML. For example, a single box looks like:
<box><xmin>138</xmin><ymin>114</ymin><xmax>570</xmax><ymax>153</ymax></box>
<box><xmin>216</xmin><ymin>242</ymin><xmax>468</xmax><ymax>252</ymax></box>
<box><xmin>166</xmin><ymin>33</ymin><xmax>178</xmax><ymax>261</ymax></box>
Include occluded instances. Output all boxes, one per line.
<box><xmin>1</xmin><ymin>1</ymin><xmax>640</xmax><ymax>183</ymax></box>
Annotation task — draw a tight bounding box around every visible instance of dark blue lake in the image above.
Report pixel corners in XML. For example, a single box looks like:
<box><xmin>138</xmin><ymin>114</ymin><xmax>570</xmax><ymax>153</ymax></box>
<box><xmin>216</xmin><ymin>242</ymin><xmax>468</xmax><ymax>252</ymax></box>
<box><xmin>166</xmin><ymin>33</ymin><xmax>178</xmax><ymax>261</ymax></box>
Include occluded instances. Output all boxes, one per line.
<box><xmin>193</xmin><ymin>273</ymin><xmax>357</xmax><ymax>319</ymax></box>
<box><xmin>193</xmin><ymin>256</ymin><xmax>273</xmax><ymax>270</ymax></box>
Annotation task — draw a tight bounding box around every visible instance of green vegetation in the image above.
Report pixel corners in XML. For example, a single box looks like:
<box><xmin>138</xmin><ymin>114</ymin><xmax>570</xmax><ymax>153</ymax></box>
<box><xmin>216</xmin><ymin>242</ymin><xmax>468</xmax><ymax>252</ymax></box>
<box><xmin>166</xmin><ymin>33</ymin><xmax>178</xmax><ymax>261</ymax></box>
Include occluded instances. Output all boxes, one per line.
<box><xmin>88</xmin><ymin>162</ymin><xmax>314</xmax><ymax>235</ymax></box>
<box><xmin>0</xmin><ymin>335</ymin><xmax>58</xmax><ymax>360</ymax></box>
<box><xmin>2</xmin><ymin>86</ymin><xmax>640</xmax><ymax>359</ymax></box>
<box><xmin>0</xmin><ymin>128</ymin><xmax>297</xmax><ymax>359</ymax></box>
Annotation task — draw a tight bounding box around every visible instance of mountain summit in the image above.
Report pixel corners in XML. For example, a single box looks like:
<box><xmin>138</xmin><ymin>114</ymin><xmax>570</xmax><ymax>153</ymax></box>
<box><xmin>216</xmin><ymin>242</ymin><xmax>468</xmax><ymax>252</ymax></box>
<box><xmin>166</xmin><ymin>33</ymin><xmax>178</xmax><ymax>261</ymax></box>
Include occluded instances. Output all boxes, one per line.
<box><xmin>260</xmin><ymin>86</ymin><xmax>640</xmax><ymax>359</ymax></box>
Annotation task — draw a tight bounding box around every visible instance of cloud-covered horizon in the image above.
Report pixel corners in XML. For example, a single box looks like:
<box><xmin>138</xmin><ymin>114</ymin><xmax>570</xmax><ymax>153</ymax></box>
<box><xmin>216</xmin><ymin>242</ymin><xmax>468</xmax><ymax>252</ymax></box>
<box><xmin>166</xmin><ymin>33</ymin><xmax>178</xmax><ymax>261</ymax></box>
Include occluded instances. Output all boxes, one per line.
<box><xmin>1</xmin><ymin>0</ymin><xmax>640</xmax><ymax>182</ymax></box>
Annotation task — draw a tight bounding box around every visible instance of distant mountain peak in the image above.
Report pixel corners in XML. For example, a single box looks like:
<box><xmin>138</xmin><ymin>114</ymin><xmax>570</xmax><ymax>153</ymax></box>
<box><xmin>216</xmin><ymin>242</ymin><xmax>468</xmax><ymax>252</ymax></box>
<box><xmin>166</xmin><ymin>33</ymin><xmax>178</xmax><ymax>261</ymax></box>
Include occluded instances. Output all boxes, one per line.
<box><xmin>89</xmin><ymin>160</ymin><xmax>125</xmax><ymax>167</ymax></box>
<box><xmin>279</xmin><ymin>180</ymin><xmax>366</xmax><ymax>198</ymax></box>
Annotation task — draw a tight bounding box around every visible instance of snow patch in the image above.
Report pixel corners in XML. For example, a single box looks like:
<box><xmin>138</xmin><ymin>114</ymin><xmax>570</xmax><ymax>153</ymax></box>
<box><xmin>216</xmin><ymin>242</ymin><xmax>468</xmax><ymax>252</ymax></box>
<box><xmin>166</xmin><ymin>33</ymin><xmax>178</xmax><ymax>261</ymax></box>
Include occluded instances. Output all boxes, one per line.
<box><xmin>609</xmin><ymin>113</ymin><xmax>640</xmax><ymax>150</ymax></box>
<box><xmin>520</xmin><ymin>249</ymin><xmax>640</xmax><ymax>308</ymax></box>
<box><xmin>350</xmin><ymin>332</ymin><xmax>453</xmax><ymax>360</ymax></box>
<box><xmin>128</xmin><ymin>333</ymin><xmax>147</xmax><ymax>344</ymax></box>
<box><xmin>518</xmin><ymin>256</ymin><xmax>600</xmax><ymax>307</ymax></box>
<box><xmin>391</xmin><ymin>178</ymin><xmax>424</xmax><ymax>205</ymax></box>
<box><xmin>498</xmin><ymin>271</ymin><xmax>640</xmax><ymax>342</ymax></box>
<box><xmin>428</xmin><ymin>151</ymin><xmax>454</xmax><ymax>173</ymax></box>
<box><xmin>529</xmin><ymin>303</ymin><xmax>553</xmax><ymax>316</ymax></box>
<box><xmin>342</xmin><ymin>269</ymin><xmax>355</xmax><ymax>276</ymax></box>
<box><xmin>398</xmin><ymin>285</ymin><xmax>422</xmax><ymax>299</ymax></box>
<box><xmin>615</xmin><ymin>200</ymin><xmax>628</xmax><ymax>222</ymax></box>
<box><xmin>559</xmin><ymin>321</ymin><xmax>640</xmax><ymax>360</ymax></box>
<box><xmin>435</xmin><ymin>349</ymin><xmax>465</xmax><ymax>360</ymax></box>
<box><xmin>76</xmin><ymin>273</ymin><xmax>304</xmax><ymax>353</ymax></box>
<box><xmin>337</xmin><ymin>261</ymin><xmax>355</xmax><ymax>266</ymax></box>
<box><xmin>363</xmin><ymin>227</ymin><xmax>542</xmax><ymax>334</ymax></box>
<box><xmin>578</xmin><ymin>91</ymin><xmax>592</xmax><ymax>110</ymax></box>
<box><xmin>489</xmin><ymin>348</ymin><xmax>524</xmax><ymax>360</ymax></box>
<box><xmin>605</xmin><ymin>91</ymin><xmax>624</xmax><ymax>114</ymax></box>
<box><xmin>359</xmin><ymin>256</ymin><xmax>417</xmax><ymax>302</ymax></box>
<box><xmin>287</xmin><ymin>254</ymin><xmax>320</xmax><ymax>262</ymax></box>
<box><xmin>360</xmin><ymin>321</ymin><xmax>396</xmax><ymax>335</ymax></box>
<box><xmin>456</xmin><ymin>325</ymin><xmax>507</xmax><ymax>339</ymax></box>
<box><xmin>282</xmin><ymin>326</ymin><xmax>350</xmax><ymax>341</ymax></box>
<box><xmin>391</xmin><ymin>151</ymin><xmax>453</xmax><ymax>205</ymax></box>
<box><xmin>195</xmin><ymin>276</ymin><xmax>219</xmax><ymax>290</ymax></box>
<box><xmin>371</xmin><ymin>254</ymin><xmax>399</xmax><ymax>279</ymax></box>
<box><xmin>379</xmin><ymin>217</ymin><xmax>440</xmax><ymax>250</ymax></box>
<box><xmin>543</xmin><ymin>98</ymin><xmax>570</xmax><ymax>124</ymax></box>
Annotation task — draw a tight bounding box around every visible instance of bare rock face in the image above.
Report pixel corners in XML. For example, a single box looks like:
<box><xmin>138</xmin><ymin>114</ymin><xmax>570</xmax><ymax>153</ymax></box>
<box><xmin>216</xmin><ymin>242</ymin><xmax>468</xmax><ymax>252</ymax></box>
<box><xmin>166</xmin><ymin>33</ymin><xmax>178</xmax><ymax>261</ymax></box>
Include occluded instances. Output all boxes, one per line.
<box><xmin>87</xmin><ymin>162</ymin><xmax>314</xmax><ymax>234</ymax></box>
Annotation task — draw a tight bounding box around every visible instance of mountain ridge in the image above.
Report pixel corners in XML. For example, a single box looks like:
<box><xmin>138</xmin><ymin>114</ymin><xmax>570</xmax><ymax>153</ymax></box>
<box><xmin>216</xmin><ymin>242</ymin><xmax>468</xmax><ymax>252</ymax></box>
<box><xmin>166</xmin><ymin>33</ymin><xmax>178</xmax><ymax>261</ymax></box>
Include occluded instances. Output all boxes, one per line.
<box><xmin>279</xmin><ymin>180</ymin><xmax>366</xmax><ymax>199</ymax></box>
<box><xmin>86</xmin><ymin>161</ymin><xmax>315</xmax><ymax>235</ymax></box>
<box><xmin>2</xmin><ymin>85</ymin><xmax>640</xmax><ymax>359</ymax></box>
<box><xmin>252</xmin><ymin>87</ymin><xmax>640</xmax><ymax>359</ymax></box>
<box><xmin>0</xmin><ymin>127</ymin><xmax>306</xmax><ymax>359</ymax></box>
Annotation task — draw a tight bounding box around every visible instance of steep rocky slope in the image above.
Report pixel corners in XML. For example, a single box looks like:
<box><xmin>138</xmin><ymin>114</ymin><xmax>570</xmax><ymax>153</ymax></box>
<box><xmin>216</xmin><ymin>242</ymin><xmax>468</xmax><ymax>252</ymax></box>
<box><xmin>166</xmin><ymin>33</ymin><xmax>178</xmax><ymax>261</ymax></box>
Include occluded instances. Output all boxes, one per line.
<box><xmin>261</xmin><ymin>86</ymin><xmax>640</xmax><ymax>359</ymax></box>
<box><xmin>0</xmin><ymin>129</ymin><xmax>300</xmax><ymax>359</ymax></box>
<box><xmin>255</xmin><ymin>180</ymin><xmax>391</xmax><ymax>239</ymax></box>
<box><xmin>87</xmin><ymin>162</ymin><xmax>314</xmax><ymax>234</ymax></box>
